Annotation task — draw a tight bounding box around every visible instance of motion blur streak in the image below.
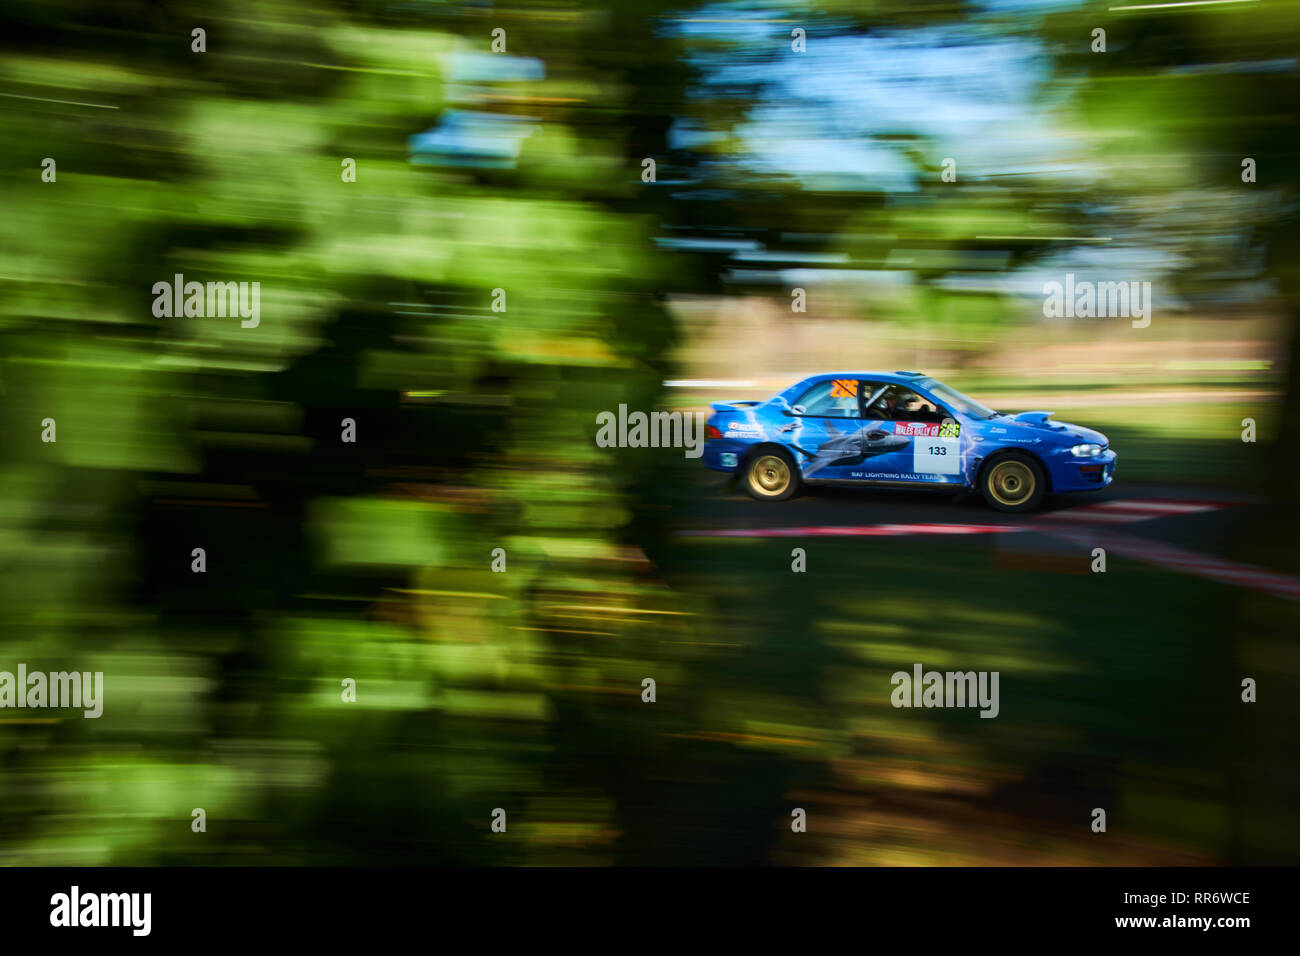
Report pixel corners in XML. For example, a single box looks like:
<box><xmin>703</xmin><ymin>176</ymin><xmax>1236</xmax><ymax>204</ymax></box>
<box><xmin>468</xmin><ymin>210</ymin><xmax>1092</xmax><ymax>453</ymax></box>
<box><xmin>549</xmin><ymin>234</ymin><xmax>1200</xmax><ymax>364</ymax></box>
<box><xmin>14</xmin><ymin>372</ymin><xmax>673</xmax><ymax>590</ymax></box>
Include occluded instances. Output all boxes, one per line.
<box><xmin>0</xmin><ymin>0</ymin><xmax>1297</xmax><ymax>866</ymax></box>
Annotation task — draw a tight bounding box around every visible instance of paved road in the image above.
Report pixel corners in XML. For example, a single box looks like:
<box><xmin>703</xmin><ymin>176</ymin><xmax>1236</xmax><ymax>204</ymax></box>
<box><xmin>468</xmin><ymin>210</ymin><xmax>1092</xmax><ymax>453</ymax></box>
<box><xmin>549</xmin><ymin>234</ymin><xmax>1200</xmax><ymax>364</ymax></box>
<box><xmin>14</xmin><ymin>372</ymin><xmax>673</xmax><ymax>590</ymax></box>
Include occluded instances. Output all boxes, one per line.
<box><xmin>680</xmin><ymin>474</ymin><xmax>1242</xmax><ymax>536</ymax></box>
<box><xmin>673</xmin><ymin>475</ymin><xmax>1299</xmax><ymax>600</ymax></box>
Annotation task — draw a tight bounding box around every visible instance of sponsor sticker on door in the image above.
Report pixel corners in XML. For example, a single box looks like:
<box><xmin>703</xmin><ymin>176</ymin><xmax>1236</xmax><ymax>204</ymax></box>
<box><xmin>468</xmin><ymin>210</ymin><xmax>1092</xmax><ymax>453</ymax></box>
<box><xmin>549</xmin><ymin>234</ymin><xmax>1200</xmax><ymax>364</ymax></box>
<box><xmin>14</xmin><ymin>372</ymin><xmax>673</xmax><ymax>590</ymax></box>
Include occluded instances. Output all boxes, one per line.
<box><xmin>895</xmin><ymin>421</ymin><xmax>960</xmax><ymax>438</ymax></box>
<box><xmin>904</xmin><ymin>421</ymin><xmax>961</xmax><ymax>474</ymax></box>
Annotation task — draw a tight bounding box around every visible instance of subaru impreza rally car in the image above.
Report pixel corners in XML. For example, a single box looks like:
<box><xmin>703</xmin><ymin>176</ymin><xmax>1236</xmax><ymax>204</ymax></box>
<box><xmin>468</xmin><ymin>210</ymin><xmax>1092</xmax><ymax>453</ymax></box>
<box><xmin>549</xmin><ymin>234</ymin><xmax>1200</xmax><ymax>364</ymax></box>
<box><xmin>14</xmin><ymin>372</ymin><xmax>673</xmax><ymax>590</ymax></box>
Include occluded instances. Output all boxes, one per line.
<box><xmin>701</xmin><ymin>372</ymin><xmax>1115</xmax><ymax>512</ymax></box>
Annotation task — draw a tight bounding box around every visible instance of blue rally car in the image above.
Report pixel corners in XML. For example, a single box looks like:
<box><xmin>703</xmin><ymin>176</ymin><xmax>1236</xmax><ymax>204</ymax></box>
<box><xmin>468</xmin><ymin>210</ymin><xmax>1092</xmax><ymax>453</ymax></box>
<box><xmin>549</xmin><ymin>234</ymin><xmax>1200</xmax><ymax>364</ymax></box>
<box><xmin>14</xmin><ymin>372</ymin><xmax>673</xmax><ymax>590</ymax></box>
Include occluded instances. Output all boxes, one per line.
<box><xmin>701</xmin><ymin>372</ymin><xmax>1115</xmax><ymax>512</ymax></box>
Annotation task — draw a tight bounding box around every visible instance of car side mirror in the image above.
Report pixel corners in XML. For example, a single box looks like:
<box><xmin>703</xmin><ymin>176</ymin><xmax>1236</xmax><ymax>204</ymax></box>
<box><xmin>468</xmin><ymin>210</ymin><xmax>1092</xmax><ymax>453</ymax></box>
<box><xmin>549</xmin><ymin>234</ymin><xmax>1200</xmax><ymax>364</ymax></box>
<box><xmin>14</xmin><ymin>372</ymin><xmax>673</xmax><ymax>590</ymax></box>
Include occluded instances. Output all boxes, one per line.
<box><xmin>783</xmin><ymin>405</ymin><xmax>806</xmax><ymax>417</ymax></box>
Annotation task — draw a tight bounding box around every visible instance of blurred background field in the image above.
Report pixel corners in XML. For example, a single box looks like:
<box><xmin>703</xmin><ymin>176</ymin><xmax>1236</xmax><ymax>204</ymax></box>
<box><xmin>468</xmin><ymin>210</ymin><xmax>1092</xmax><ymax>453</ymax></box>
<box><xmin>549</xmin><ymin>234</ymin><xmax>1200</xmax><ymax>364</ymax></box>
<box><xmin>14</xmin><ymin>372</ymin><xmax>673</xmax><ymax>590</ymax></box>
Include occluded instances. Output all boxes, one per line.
<box><xmin>0</xmin><ymin>0</ymin><xmax>1298</xmax><ymax>866</ymax></box>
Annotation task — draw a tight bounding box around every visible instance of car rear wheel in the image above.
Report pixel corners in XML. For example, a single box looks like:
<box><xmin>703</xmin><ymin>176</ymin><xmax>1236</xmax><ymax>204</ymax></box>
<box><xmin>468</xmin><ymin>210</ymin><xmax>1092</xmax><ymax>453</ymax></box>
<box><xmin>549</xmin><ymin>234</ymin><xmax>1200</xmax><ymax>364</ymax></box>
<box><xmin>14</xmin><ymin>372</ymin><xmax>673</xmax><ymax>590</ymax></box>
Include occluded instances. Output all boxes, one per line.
<box><xmin>980</xmin><ymin>452</ymin><xmax>1046</xmax><ymax>513</ymax></box>
<box><xmin>743</xmin><ymin>448</ymin><xmax>799</xmax><ymax>501</ymax></box>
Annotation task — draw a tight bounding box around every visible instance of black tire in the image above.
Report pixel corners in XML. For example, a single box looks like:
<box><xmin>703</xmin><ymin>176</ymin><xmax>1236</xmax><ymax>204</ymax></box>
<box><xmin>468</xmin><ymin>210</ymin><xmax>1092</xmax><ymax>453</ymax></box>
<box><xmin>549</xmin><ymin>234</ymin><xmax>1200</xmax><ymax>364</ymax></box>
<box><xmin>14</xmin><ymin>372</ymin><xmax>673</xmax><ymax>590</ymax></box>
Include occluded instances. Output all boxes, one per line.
<box><xmin>979</xmin><ymin>452</ymin><xmax>1046</xmax><ymax>513</ymax></box>
<box><xmin>742</xmin><ymin>447</ymin><xmax>800</xmax><ymax>501</ymax></box>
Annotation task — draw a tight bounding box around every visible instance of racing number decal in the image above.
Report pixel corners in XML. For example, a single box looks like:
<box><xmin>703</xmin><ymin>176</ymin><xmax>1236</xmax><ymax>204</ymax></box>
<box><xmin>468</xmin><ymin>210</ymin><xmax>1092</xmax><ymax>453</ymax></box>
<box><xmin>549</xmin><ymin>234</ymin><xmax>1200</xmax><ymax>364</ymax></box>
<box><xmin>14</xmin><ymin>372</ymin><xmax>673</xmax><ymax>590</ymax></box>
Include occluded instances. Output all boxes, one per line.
<box><xmin>829</xmin><ymin>379</ymin><xmax>858</xmax><ymax>398</ymax></box>
<box><xmin>900</xmin><ymin>421</ymin><xmax>961</xmax><ymax>475</ymax></box>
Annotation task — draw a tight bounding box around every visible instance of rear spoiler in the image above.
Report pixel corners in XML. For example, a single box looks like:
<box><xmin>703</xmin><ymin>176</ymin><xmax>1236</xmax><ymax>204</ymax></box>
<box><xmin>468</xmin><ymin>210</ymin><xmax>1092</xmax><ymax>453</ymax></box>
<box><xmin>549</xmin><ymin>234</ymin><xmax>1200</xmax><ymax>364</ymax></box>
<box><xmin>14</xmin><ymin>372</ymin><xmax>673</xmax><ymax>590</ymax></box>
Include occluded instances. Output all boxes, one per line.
<box><xmin>710</xmin><ymin>400</ymin><xmax>761</xmax><ymax>412</ymax></box>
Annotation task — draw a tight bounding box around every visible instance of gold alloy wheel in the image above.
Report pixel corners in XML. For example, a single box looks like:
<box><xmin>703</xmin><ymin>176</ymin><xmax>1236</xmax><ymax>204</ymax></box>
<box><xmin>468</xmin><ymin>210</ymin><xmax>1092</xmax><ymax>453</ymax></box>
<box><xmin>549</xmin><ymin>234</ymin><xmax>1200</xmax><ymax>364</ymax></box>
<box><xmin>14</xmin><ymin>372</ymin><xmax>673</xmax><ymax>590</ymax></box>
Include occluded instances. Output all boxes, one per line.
<box><xmin>987</xmin><ymin>459</ymin><xmax>1035</xmax><ymax>506</ymax></box>
<box><xmin>748</xmin><ymin>454</ymin><xmax>791</xmax><ymax>496</ymax></box>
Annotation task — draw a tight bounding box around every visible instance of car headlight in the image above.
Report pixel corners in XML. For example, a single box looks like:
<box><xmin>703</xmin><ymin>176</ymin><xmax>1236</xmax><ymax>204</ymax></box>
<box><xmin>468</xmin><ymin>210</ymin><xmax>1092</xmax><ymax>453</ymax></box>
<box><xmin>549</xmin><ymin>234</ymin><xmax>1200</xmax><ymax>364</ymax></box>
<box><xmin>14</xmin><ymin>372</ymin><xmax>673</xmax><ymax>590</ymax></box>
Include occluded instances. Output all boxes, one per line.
<box><xmin>1070</xmin><ymin>443</ymin><xmax>1103</xmax><ymax>457</ymax></box>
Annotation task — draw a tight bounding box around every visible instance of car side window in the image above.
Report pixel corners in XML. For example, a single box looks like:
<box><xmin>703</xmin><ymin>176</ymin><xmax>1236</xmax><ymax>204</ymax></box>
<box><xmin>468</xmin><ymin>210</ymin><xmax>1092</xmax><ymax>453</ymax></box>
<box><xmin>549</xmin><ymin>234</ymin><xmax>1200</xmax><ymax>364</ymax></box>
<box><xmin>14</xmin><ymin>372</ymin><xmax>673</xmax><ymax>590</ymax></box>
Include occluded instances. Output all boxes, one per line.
<box><xmin>863</xmin><ymin>383</ymin><xmax>902</xmax><ymax>420</ymax></box>
<box><xmin>898</xmin><ymin>388</ymin><xmax>942</xmax><ymax>422</ymax></box>
<box><xmin>865</xmin><ymin>385</ymin><xmax>942</xmax><ymax>422</ymax></box>
<box><xmin>795</xmin><ymin>379</ymin><xmax>861</xmax><ymax>418</ymax></box>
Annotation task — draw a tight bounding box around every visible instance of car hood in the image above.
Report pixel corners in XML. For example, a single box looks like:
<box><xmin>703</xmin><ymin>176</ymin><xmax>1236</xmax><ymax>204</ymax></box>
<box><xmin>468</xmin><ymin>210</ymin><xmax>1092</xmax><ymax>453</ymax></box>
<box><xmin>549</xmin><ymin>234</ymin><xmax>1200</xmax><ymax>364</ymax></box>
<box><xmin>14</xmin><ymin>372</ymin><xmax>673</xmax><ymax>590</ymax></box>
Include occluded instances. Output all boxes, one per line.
<box><xmin>1003</xmin><ymin>411</ymin><xmax>1107</xmax><ymax>446</ymax></box>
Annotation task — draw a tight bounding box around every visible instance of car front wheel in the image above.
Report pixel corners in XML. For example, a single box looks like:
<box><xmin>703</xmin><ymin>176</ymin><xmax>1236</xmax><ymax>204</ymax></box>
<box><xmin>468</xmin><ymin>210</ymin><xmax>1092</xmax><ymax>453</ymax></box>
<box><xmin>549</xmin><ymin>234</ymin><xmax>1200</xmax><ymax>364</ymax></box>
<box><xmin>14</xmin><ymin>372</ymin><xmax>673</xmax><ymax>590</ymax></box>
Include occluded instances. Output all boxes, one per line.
<box><xmin>979</xmin><ymin>452</ymin><xmax>1046</xmax><ymax>513</ymax></box>
<box><xmin>742</xmin><ymin>448</ymin><xmax>799</xmax><ymax>501</ymax></box>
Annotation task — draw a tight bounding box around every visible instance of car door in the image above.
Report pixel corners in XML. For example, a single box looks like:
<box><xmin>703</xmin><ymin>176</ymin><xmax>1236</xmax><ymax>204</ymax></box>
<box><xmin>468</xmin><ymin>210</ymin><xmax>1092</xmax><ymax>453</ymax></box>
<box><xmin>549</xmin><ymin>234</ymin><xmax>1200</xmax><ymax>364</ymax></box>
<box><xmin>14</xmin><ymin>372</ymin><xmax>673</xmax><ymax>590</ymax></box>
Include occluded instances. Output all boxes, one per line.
<box><xmin>841</xmin><ymin>381</ymin><xmax>915</xmax><ymax>481</ymax></box>
<box><xmin>860</xmin><ymin>384</ymin><xmax>963</xmax><ymax>483</ymax></box>
<box><xmin>780</xmin><ymin>378</ymin><xmax>869</xmax><ymax>480</ymax></box>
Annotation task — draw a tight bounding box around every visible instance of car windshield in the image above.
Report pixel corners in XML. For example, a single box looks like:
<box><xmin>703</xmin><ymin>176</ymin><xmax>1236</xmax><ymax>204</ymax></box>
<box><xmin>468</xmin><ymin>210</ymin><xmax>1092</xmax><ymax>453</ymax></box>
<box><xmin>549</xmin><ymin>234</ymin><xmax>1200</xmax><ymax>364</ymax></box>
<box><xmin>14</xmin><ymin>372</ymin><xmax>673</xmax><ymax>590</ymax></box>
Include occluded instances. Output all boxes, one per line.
<box><xmin>919</xmin><ymin>379</ymin><xmax>998</xmax><ymax>420</ymax></box>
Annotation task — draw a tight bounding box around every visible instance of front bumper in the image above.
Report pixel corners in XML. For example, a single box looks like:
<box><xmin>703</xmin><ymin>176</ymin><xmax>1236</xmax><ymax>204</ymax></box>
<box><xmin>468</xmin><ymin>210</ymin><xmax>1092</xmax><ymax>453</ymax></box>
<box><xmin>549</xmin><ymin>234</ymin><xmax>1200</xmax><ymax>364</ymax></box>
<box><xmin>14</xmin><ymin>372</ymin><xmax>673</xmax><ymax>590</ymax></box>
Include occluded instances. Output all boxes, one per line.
<box><xmin>1049</xmin><ymin>449</ymin><xmax>1117</xmax><ymax>492</ymax></box>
